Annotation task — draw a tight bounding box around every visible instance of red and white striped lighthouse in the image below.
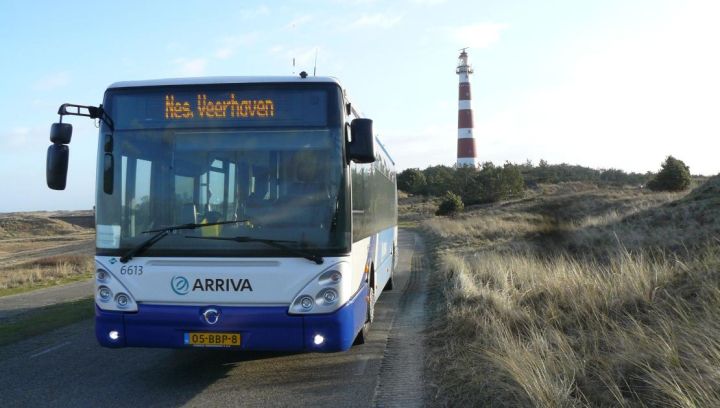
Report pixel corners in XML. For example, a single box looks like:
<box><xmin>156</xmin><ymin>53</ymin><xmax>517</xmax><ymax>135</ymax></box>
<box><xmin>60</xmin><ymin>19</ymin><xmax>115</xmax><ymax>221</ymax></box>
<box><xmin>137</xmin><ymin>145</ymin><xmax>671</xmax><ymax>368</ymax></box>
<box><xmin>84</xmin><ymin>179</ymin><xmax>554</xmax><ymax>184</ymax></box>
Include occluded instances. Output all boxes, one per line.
<box><xmin>456</xmin><ymin>48</ymin><xmax>477</xmax><ymax>167</ymax></box>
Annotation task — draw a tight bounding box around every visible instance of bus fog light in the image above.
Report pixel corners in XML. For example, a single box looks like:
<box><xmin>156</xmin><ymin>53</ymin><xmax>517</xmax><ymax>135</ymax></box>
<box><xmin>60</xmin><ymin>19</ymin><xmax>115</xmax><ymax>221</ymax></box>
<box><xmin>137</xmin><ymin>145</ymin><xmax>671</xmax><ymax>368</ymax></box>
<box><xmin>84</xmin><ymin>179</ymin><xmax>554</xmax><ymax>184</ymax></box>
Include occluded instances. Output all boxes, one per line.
<box><xmin>300</xmin><ymin>295</ymin><xmax>314</xmax><ymax>310</ymax></box>
<box><xmin>320</xmin><ymin>289</ymin><xmax>338</xmax><ymax>304</ymax></box>
<box><xmin>313</xmin><ymin>334</ymin><xmax>325</xmax><ymax>345</ymax></box>
<box><xmin>98</xmin><ymin>286</ymin><xmax>112</xmax><ymax>302</ymax></box>
<box><xmin>109</xmin><ymin>330</ymin><xmax>120</xmax><ymax>341</ymax></box>
<box><xmin>115</xmin><ymin>293</ymin><xmax>130</xmax><ymax>308</ymax></box>
<box><xmin>96</xmin><ymin>269</ymin><xmax>110</xmax><ymax>283</ymax></box>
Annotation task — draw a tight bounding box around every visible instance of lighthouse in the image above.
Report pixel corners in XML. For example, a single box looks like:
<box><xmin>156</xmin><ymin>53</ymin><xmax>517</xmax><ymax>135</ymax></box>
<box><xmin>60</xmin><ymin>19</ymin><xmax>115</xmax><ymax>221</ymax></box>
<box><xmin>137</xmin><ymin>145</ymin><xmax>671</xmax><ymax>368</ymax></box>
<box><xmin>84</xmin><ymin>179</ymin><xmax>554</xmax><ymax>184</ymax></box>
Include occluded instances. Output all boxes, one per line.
<box><xmin>456</xmin><ymin>48</ymin><xmax>477</xmax><ymax>167</ymax></box>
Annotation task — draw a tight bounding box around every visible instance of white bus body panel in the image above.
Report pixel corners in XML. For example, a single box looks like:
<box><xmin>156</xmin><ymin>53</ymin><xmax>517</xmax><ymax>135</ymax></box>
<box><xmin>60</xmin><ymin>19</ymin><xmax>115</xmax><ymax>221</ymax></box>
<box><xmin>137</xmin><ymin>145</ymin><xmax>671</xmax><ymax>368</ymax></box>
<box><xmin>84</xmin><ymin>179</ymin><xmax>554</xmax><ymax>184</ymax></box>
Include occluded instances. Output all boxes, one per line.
<box><xmin>96</xmin><ymin>255</ymin><xmax>357</xmax><ymax>306</ymax></box>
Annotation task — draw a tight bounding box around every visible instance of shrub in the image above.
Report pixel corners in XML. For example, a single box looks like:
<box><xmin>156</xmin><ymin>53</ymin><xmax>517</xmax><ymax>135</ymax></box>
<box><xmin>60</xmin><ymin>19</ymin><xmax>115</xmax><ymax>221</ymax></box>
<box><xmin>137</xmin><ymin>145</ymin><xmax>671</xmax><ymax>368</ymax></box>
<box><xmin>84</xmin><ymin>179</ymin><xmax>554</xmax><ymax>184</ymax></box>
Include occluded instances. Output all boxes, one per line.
<box><xmin>397</xmin><ymin>168</ymin><xmax>427</xmax><ymax>194</ymax></box>
<box><xmin>436</xmin><ymin>191</ymin><xmax>464</xmax><ymax>216</ymax></box>
<box><xmin>464</xmin><ymin>162</ymin><xmax>525</xmax><ymax>204</ymax></box>
<box><xmin>647</xmin><ymin>156</ymin><xmax>691</xmax><ymax>191</ymax></box>
<box><xmin>423</xmin><ymin>165</ymin><xmax>456</xmax><ymax>196</ymax></box>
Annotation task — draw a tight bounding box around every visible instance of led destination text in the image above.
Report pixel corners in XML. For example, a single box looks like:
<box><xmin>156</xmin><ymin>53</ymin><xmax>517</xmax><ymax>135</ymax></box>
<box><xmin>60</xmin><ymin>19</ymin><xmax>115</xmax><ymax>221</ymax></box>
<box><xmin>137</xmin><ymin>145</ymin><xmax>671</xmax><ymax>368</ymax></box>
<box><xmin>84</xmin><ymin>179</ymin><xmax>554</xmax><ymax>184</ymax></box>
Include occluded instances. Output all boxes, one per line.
<box><xmin>165</xmin><ymin>94</ymin><xmax>275</xmax><ymax>120</ymax></box>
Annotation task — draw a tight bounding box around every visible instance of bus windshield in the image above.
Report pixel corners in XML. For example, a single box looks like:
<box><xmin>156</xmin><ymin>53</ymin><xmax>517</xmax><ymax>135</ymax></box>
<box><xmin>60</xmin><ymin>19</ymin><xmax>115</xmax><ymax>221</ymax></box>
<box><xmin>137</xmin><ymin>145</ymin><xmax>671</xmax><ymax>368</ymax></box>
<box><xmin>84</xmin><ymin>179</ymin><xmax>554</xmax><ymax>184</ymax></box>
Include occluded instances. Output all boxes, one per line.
<box><xmin>95</xmin><ymin>85</ymin><xmax>349</xmax><ymax>257</ymax></box>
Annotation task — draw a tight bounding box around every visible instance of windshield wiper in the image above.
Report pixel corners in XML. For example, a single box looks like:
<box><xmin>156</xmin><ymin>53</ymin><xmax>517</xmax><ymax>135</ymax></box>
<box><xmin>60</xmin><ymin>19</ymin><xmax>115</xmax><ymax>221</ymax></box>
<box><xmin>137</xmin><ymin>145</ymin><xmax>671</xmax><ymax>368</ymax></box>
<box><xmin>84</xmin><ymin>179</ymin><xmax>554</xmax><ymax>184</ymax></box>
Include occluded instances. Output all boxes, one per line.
<box><xmin>186</xmin><ymin>236</ymin><xmax>324</xmax><ymax>265</ymax></box>
<box><xmin>119</xmin><ymin>220</ymin><xmax>247</xmax><ymax>263</ymax></box>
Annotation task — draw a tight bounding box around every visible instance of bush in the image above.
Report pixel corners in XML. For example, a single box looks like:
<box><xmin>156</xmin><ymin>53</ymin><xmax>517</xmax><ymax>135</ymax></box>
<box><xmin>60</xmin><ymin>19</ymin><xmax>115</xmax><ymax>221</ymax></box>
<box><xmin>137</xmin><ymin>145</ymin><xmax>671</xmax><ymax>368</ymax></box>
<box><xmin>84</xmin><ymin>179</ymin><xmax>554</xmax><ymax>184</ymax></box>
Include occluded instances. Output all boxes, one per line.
<box><xmin>397</xmin><ymin>168</ymin><xmax>427</xmax><ymax>194</ymax></box>
<box><xmin>423</xmin><ymin>165</ymin><xmax>456</xmax><ymax>196</ymax></box>
<box><xmin>464</xmin><ymin>162</ymin><xmax>525</xmax><ymax>204</ymax></box>
<box><xmin>647</xmin><ymin>156</ymin><xmax>691</xmax><ymax>191</ymax></box>
<box><xmin>436</xmin><ymin>191</ymin><xmax>464</xmax><ymax>216</ymax></box>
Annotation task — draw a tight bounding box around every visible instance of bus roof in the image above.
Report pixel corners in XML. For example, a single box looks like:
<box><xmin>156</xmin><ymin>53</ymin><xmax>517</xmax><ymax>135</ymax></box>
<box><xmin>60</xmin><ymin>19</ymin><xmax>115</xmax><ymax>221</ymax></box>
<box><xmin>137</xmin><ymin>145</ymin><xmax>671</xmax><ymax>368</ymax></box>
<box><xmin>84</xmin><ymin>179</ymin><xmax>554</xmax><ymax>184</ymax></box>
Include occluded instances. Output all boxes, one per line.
<box><xmin>107</xmin><ymin>76</ymin><xmax>342</xmax><ymax>89</ymax></box>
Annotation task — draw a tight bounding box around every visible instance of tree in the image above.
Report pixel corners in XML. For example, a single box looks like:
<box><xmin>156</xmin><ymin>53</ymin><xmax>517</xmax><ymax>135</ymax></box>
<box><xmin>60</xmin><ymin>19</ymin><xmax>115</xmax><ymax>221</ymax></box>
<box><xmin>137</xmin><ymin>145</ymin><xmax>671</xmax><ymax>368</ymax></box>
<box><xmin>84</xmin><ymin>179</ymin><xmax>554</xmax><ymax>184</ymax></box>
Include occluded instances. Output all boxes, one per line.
<box><xmin>453</xmin><ymin>166</ymin><xmax>477</xmax><ymax>200</ymax></box>
<box><xmin>465</xmin><ymin>162</ymin><xmax>525</xmax><ymax>204</ymax></box>
<box><xmin>422</xmin><ymin>165</ymin><xmax>456</xmax><ymax>196</ymax></box>
<box><xmin>647</xmin><ymin>156</ymin><xmax>691</xmax><ymax>191</ymax></box>
<box><xmin>435</xmin><ymin>191</ymin><xmax>464</xmax><ymax>216</ymax></box>
<box><xmin>397</xmin><ymin>168</ymin><xmax>426</xmax><ymax>194</ymax></box>
<box><xmin>498</xmin><ymin>162</ymin><xmax>525</xmax><ymax>199</ymax></box>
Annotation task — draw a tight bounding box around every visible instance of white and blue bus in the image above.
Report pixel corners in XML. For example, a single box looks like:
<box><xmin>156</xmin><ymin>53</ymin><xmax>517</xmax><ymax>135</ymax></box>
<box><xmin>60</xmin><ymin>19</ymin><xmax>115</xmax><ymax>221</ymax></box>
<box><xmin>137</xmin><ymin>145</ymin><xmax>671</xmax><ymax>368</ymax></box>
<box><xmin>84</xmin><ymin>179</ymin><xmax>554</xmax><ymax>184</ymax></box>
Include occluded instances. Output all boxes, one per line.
<box><xmin>46</xmin><ymin>75</ymin><xmax>398</xmax><ymax>352</ymax></box>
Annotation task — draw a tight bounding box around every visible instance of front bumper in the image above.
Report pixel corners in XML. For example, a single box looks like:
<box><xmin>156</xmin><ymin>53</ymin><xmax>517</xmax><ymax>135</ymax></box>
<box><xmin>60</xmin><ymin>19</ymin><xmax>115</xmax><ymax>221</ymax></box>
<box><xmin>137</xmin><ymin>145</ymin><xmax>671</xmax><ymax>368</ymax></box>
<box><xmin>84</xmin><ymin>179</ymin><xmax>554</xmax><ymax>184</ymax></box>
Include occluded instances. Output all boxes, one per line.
<box><xmin>95</xmin><ymin>284</ymin><xmax>368</xmax><ymax>353</ymax></box>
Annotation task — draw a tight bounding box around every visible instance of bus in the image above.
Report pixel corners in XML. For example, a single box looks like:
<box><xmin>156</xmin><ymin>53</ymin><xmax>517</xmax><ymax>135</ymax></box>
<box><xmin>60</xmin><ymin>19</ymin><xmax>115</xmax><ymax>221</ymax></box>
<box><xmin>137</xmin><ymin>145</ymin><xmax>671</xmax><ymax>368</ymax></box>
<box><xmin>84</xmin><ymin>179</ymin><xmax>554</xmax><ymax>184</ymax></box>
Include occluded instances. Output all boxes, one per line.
<box><xmin>45</xmin><ymin>75</ymin><xmax>398</xmax><ymax>352</ymax></box>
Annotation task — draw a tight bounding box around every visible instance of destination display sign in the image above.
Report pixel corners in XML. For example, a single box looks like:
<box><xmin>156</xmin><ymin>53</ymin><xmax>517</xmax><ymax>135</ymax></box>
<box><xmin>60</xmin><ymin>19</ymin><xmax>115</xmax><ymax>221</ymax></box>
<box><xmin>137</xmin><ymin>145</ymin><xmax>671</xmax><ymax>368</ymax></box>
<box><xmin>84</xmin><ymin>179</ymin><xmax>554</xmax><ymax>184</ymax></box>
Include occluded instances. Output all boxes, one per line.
<box><xmin>165</xmin><ymin>94</ymin><xmax>275</xmax><ymax>120</ymax></box>
<box><xmin>109</xmin><ymin>88</ymin><xmax>328</xmax><ymax>130</ymax></box>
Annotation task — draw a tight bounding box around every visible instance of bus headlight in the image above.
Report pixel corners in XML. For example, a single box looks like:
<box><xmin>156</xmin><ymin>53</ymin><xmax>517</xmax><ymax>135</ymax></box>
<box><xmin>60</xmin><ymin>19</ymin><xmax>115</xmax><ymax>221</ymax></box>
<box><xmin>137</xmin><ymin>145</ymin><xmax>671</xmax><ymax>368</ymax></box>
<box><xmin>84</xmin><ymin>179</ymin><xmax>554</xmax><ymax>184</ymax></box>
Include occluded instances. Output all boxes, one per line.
<box><xmin>289</xmin><ymin>262</ymin><xmax>349</xmax><ymax>315</ymax></box>
<box><xmin>95</xmin><ymin>261</ymin><xmax>139</xmax><ymax>312</ymax></box>
<box><xmin>98</xmin><ymin>286</ymin><xmax>113</xmax><ymax>302</ymax></box>
<box><xmin>300</xmin><ymin>295</ymin><xmax>314</xmax><ymax>310</ymax></box>
<box><xmin>115</xmin><ymin>293</ymin><xmax>130</xmax><ymax>309</ymax></box>
<box><xmin>96</xmin><ymin>269</ymin><xmax>110</xmax><ymax>283</ymax></box>
<box><xmin>318</xmin><ymin>270</ymin><xmax>342</xmax><ymax>286</ymax></box>
<box><xmin>319</xmin><ymin>289</ymin><xmax>338</xmax><ymax>305</ymax></box>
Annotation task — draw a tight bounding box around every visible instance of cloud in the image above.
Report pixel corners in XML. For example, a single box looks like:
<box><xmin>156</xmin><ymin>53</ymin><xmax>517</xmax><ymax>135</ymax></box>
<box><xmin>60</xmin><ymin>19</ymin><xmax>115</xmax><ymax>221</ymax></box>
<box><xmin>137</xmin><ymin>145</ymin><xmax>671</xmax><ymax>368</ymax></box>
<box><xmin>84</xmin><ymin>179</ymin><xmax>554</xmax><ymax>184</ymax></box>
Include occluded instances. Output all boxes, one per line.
<box><xmin>33</xmin><ymin>72</ymin><xmax>70</xmax><ymax>91</ymax></box>
<box><xmin>349</xmin><ymin>13</ymin><xmax>402</xmax><ymax>29</ymax></box>
<box><xmin>284</xmin><ymin>14</ymin><xmax>314</xmax><ymax>30</ymax></box>
<box><xmin>214</xmin><ymin>33</ymin><xmax>259</xmax><ymax>60</ymax></box>
<box><xmin>470</xmin><ymin>4</ymin><xmax>720</xmax><ymax>175</ymax></box>
<box><xmin>172</xmin><ymin>58</ymin><xmax>208</xmax><ymax>76</ymax></box>
<box><xmin>383</xmin><ymin>123</ymin><xmax>456</xmax><ymax>170</ymax></box>
<box><xmin>409</xmin><ymin>0</ymin><xmax>447</xmax><ymax>5</ymax></box>
<box><xmin>7</xmin><ymin>127</ymin><xmax>31</xmax><ymax>147</ymax></box>
<box><xmin>446</xmin><ymin>22</ymin><xmax>509</xmax><ymax>49</ymax></box>
<box><xmin>328</xmin><ymin>0</ymin><xmax>380</xmax><ymax>5</ymax></box>
<box><xmin>5</xmin><ymin>125</ymin><xmax>55</xmax><ymax>150</ymax></box>
<box><xmin>239</xmin><ymin>5</ymin><xmax>270</xmax><ymax>20</ymax></box>
<box><xmin>269</xmin><ymin>46</ymin><xmax>322</xmax><ymax>71</ymax></box>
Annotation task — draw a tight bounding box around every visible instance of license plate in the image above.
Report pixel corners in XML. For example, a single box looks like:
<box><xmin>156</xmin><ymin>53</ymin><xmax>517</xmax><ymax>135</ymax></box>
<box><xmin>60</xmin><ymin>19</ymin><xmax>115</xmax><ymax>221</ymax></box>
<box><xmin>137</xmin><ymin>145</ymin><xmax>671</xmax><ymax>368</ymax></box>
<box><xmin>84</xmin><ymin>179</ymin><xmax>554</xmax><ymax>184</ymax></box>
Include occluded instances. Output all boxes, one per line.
<box><xmin>184</xmin><ymin>332</ymin><xmax>241</xmax><ymax>347</ymax></box>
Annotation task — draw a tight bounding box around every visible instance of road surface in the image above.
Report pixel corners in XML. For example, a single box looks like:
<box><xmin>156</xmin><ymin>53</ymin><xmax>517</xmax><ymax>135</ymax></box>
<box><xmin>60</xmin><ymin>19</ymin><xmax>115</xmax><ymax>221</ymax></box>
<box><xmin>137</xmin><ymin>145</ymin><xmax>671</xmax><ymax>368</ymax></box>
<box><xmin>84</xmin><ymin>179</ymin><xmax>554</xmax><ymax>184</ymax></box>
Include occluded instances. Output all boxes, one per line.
<box><xmin>0</xmin><ymin>230</ymin><xmax>427</xmax><ymax>407</ymax></box>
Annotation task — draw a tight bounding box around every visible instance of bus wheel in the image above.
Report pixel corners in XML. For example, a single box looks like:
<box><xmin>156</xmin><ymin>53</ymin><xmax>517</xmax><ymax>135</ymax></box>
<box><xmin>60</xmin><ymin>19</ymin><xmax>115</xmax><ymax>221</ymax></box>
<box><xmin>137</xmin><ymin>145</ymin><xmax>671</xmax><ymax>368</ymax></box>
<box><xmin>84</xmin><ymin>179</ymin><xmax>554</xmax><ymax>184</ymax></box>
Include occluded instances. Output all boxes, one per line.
<box><xmin>384</xmin><ymin>264</ymin><xmax>394</xmax><ymax>291</ymax></box>
<box><xmin>354</xmin><ymin>286</ymin><xmax>375</xmax><ymax>345</ymax></box>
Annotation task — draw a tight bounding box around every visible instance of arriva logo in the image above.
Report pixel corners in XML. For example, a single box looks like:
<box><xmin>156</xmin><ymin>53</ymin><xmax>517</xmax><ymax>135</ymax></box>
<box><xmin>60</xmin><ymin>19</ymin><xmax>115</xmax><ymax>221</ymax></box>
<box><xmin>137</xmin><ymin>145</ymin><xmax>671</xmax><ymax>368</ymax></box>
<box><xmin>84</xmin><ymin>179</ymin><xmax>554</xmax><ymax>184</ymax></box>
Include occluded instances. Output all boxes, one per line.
<box><xmin>171</xmin><ymin>276</ymin><xmax>253</xmax><ymax>295</ymax></box>
<box><xmin>171</xmin><ymin>276</ymin><xmax>190</xmax><ymax>295</ymax></box>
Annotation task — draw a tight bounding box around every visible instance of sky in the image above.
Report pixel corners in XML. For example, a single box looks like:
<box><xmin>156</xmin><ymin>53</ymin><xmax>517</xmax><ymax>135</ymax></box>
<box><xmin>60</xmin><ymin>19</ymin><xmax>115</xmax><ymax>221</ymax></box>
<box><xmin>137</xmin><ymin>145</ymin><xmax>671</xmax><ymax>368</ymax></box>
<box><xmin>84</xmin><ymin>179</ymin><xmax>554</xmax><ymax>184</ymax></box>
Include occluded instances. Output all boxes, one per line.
<box><xmin>1</xmin><ymin>0</ymin><xmax>719</xmax><ymax>212</ymax></box>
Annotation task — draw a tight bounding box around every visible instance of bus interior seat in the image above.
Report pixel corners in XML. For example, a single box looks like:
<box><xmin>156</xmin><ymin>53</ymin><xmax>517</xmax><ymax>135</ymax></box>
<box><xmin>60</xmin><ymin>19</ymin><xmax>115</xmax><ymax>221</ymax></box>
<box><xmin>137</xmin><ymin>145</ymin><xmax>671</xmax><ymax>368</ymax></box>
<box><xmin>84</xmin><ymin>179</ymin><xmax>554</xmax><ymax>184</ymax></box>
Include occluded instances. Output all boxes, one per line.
<box><xmin>204</xmin><ymin>210</ymin><xmax>222</xmax><ymax>223</ymax></box>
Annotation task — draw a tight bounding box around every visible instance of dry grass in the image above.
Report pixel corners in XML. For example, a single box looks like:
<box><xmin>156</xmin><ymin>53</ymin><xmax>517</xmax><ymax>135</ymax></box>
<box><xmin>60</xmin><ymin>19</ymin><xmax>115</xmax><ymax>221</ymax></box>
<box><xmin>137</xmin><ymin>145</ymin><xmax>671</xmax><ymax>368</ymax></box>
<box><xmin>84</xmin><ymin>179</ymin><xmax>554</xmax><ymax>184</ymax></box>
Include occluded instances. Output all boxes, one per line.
<box><xmin>0</xmin><ymin>235</ymin><xmax>94</xmax><ymax>256</ymax></box>
<box><xmin>399</xmin><ymin>194</ymin><xmax>440</xmax><ymax>227</ymax></box>
<box><xmin>0</xmin><ymin>214</ymin><xmax>89</xmax><ymax>238</ymax></box>
<box><xmin>422</xmin><ymin>176</ymin><xmax>720</xmax><ymax>407</ymax></box>
<box><xmin>0</xmin><ymin>254</ymin><xmax>93</xmax><ymax>291</ymax></box>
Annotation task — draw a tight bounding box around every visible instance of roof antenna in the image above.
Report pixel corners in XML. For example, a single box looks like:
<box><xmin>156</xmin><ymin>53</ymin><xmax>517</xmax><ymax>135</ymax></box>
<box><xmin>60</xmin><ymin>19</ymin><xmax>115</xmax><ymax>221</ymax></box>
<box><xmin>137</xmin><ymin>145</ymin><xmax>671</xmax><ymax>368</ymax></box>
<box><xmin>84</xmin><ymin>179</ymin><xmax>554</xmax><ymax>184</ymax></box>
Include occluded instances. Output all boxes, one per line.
<box><xmin>313</xmin><ymin>48</ymin><xmax>318</xmax><ymax>76</ymax></box>
<box><xmin>292</xmin><ymin>57</ymin><xmax>296</xmax><ymax>75</ymax></box>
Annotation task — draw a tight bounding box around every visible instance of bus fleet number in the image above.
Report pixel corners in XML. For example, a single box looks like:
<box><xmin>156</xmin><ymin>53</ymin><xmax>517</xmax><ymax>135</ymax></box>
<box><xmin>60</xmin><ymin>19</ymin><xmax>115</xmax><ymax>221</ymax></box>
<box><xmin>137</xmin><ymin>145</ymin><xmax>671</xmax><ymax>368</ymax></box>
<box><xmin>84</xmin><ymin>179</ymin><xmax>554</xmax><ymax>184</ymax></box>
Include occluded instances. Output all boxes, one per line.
<box><xmin>119</xmin><ymin>265</ymin><xmax>143</xmax><ymax>275</ymax></box>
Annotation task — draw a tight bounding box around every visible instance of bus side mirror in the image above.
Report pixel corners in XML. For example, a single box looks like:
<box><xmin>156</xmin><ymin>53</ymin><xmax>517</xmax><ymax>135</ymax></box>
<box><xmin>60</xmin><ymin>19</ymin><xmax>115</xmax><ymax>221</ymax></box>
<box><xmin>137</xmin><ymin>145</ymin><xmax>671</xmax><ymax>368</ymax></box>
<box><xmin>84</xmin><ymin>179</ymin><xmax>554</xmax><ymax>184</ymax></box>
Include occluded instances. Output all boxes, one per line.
<box><xmin>47</xmin><ymin>144</ymin><xmax>69</xmax><ymax>190</ymax></box>
<box><xmin>50</xmin><ymin>123</ymin><xmax>73</xmax><ymax>144</ymax></box>
<box><xmin>347</xmin><ymin>118</ymin><xmax>376</xmax><ymax>164</ymax></box>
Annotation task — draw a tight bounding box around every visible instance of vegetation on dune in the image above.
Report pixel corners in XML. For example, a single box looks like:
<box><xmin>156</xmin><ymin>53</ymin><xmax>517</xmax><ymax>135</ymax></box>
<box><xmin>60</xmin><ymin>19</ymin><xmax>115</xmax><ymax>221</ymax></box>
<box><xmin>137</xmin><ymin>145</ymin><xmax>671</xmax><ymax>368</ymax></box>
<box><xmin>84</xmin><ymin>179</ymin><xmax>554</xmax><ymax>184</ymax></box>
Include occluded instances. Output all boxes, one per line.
<box><xmin>0</xmin><ymin>214</ymin><xmax>91</xmax><ymax>238</ymax></box>
<box><xmin>435</xmin><ymin>191</ymin><xmax>464</xmax><ymax>216</ymax></box>
<box><xmin>398</xmin><ymin>160</ymin><xmax>657</xmax><ymax>204</ymax></box>
<box><xmin>415</xmin><ymin>174</ymin><xmax>720</xmax><ymax>407</ymax></box>
<box><xmin>0</xmin><ymin>255</ymin><xmax>93</xmax><ymax>296</ymax></box>
<box><xmin>647</xmin><ymin>156</ymin><xmax>692</xmax><ymax>192</ymax></box>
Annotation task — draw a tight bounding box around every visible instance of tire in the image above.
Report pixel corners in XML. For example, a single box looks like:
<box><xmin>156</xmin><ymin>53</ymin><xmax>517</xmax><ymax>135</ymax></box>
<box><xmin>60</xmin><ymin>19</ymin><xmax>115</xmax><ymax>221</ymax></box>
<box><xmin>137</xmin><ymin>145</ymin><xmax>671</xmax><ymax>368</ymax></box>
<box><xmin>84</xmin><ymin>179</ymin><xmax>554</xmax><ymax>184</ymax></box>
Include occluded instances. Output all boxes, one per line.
<box><xmin>353</xmin><ymin>286</ymin><xmax>375</xmax><ymax>345</ymax></box>
<box><xmin>386</xmin><ymin>245</ymin><xmax>397</xmax><ymax>291</ymax></box>
<box><xmin>384</xmin><ymin>270</ymin><xmax>394</xmax><ymax>291</ymax></box>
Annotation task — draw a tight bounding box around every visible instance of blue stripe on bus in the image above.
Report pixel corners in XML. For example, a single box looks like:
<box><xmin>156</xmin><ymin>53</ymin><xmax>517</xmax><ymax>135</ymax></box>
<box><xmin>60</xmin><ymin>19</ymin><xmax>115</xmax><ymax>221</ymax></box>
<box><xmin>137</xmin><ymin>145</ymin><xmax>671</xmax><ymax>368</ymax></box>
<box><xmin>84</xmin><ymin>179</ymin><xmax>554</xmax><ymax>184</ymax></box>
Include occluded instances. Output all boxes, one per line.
<box><xmin>95</xmin><ymin>282</ymin><xmax>369</xmax><ymax>352</ymax></box>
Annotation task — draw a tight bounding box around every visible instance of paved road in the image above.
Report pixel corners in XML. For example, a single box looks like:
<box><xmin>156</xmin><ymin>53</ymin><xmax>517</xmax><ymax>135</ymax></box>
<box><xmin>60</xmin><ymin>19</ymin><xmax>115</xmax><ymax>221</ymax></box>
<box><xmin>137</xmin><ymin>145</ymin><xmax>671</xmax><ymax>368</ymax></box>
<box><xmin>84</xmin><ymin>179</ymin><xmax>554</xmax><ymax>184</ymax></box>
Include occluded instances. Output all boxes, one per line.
<box><xmin>0</xmin><ymin>230</ymin><xmax>427</xmax><ymax>407</ymax></box>
<box><xmin>0</xmin><ymin>279</ymin><xmax>93</xmax><ymax>320</ymax></box>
